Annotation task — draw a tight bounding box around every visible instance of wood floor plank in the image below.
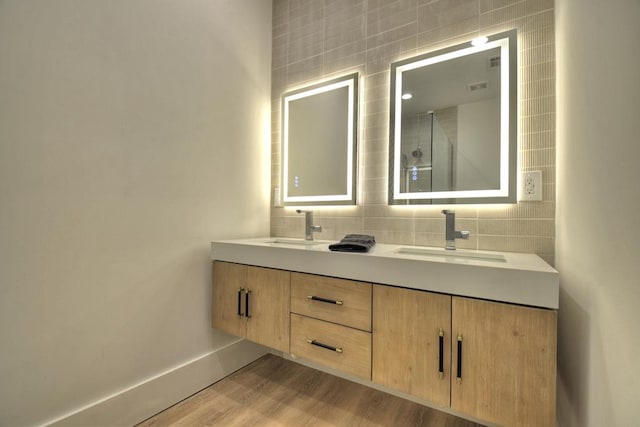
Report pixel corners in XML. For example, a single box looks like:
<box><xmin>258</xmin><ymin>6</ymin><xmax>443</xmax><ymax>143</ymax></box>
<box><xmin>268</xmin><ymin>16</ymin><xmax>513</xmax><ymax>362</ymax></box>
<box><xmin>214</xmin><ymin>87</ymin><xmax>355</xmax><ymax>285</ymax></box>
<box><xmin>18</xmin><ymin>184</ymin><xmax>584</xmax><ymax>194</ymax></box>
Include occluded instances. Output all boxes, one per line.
<box><xmin>137</xmin><ymin>354</ymin><xmax>484</xmax><ymax>427</ymax></box>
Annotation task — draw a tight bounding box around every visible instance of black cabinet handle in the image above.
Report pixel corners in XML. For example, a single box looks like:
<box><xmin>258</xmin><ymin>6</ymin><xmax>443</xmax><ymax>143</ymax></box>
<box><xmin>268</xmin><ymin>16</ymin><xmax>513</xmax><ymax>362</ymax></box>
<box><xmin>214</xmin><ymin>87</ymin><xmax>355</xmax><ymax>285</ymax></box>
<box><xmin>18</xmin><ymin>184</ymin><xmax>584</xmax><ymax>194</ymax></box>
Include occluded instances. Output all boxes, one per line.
<box><xmin>245</xmin><ymin>289</ymin><xmax>251</xmax><ymax>318</ymax></box>
<box><xmin>237</xmin><ymin>288</ymin><xmax>244</xmax><ymax>316</ymax></box>
<box><xmin>306</xmin><ymin>339</ymin><xmax>343</xmax><ymax>353</ymax></box>
<box><xmin>438</xmin><ymin>328</ymin><xmax>444</xmax><ymax>379</ymax></box>
<box><xmin>456</xmin><ymin>334</ymin><xmax>463</xmax><ymax>383</ymax></box>
<box><xmin>306</xmin><ymin>295</ymin><xmax>343</xmax><ymax>305</ymax></box>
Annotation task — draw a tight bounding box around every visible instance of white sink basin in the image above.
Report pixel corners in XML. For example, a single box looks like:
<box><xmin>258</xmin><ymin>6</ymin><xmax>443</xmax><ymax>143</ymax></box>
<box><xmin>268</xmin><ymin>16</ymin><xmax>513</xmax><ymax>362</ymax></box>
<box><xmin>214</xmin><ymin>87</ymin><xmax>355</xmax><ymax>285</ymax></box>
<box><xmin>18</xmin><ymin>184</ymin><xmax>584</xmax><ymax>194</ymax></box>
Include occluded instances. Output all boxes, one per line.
<box><xmin>394</xmin><ymin>247</ymin><xmax>506</xmax><ymax>263</ymax></box>
<box><xmin>264</xmin><ymin>238</ymin><xmax>326</xmax><ymax>246</ymax></box>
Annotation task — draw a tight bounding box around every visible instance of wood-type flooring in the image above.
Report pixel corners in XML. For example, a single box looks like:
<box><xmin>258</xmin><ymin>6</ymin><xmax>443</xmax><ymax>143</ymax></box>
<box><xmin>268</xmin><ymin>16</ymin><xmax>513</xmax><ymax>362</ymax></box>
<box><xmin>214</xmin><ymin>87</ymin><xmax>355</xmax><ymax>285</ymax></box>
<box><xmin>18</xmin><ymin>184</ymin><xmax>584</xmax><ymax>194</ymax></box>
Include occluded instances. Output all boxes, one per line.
<box><xmin>137</xmin><ymin>354</ymin><xmax>483</xmax><ymax>427</ymax></box>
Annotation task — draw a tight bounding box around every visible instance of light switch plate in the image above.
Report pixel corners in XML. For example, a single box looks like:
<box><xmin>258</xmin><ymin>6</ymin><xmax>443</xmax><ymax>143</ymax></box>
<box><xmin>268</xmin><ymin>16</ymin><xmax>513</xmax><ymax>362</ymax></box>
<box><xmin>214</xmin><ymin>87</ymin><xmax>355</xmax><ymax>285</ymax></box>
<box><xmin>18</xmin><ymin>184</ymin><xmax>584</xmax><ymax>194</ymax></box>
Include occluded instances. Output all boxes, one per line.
<box><xmin>273</xmin><ymin>187</ymin><xmax>283</xmax><ymax>208</ymax></box>
<box><xmin>521</xmin><ymin>171</ymin><xmax>542</xmax><ymax>201</ymax></box>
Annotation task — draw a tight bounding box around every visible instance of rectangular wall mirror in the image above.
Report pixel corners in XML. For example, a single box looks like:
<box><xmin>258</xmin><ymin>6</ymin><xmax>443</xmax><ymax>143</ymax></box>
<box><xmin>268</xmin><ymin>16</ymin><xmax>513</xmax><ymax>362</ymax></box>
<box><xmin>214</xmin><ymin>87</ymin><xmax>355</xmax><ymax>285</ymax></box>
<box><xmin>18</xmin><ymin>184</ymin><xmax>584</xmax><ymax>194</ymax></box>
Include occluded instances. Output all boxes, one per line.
<box><xmin>282</xmin><ymin>73</ymin><xmax>359</xmax><ymax>206</ymax></box>
<box><xmin>388</xmin><ymin>30</ymin><xmax>517</xmax><ymax>205</ymax></box>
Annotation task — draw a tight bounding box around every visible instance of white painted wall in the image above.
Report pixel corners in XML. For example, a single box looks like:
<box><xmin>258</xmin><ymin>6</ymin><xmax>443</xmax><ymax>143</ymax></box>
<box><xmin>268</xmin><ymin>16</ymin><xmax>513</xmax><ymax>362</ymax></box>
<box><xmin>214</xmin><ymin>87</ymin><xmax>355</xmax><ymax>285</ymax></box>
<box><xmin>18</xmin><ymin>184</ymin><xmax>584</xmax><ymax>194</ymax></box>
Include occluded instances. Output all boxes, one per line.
<box><xmin>556</xmin><ymin>1</ymin><xmax>640</xmax><ymax>426</ymax></box>
<box><xmin>0</xmin><ymin>1</ymin><xmax>272</xmax><ymax>425</ymax></box>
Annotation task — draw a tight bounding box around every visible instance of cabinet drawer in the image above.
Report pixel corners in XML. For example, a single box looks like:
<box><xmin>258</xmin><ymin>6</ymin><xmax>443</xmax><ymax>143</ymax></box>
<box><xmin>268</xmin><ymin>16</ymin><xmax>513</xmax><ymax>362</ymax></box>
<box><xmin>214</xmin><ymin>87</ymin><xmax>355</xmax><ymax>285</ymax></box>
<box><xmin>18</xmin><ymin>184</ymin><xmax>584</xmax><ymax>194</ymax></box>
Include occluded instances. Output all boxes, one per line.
<box><xmin>290</xmin><ymin>313</ymin><xmax>371</xmax><ymax>380</ymax></box>
<box><xmin>291</xmin><ymin>273</ymin><xmax>372</xmax><ymax>331</ymax></box>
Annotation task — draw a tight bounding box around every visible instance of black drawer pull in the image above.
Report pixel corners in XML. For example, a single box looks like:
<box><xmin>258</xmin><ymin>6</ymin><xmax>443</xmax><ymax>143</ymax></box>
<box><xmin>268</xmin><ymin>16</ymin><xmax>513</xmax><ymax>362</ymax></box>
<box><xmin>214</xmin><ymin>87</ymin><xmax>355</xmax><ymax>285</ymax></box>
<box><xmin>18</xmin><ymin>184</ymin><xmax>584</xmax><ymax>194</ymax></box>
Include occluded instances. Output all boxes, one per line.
<box><xmin>237</xmin><ymin>288</ymin><xmax>244</xmax><ymax>316</ymax></box>
<box><xmin>456</xmin><ymin>334</ymin><xmax>463</xmax><ymax>383</ymax></box>
<box><xmin>306</xmin><ymin>295</ymin><xmax>343</xmax><ymax>305</ymax></box>
<box><xmin>306</xmin><ymin>339</ymin><xmax>343</xmax><ymax>353</ymax></box>
<box><xmin>438</xmin><ymin>328</ymin><xmax>444</xmax><ymax>379</ymax></box>
<box><xmin>245</xmin><ymin>289</ymin><xmax>251</xmax><ymax>318</ymax></box>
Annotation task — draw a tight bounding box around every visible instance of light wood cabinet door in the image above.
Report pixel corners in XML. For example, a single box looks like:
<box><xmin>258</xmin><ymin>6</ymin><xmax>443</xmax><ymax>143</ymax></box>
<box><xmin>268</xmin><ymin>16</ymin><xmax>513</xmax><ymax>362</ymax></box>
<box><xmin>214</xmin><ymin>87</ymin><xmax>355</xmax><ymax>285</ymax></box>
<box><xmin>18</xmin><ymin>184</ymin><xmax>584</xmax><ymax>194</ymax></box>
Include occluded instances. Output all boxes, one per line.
<box><xmin>212</xmin><ymin>261</ymin><xmax>247</xmax><ymax>338</ymax></box>
<box><xmin>212</xmin><ymin>262</ymin><xmax>290</xmax><ymax>353</ymax></box>
<box><xmin>245</xmin><ymin>266</ymin><xmax>290</xmax><ymax>353</ymax></box>
<box><xmin>372</xmin><ymin>285</ymin><xmax>452</xmax><ymax>407</ymax></box>
<box><xmin>451</xmin><ymin>296</ymin><xmax>557</xmax><ymax>427</ymax></box>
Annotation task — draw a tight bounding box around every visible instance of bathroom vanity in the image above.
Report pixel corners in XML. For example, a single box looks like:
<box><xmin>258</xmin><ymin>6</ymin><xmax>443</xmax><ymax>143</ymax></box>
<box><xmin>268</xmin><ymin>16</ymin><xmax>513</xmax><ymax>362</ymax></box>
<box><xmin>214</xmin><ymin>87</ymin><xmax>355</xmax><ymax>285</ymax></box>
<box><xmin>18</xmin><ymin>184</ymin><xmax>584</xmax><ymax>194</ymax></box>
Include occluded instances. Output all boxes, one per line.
<box><xmin>210</xmin><ymin>238</ymin><xmax>558</xmax><ymax>426</ymax></box>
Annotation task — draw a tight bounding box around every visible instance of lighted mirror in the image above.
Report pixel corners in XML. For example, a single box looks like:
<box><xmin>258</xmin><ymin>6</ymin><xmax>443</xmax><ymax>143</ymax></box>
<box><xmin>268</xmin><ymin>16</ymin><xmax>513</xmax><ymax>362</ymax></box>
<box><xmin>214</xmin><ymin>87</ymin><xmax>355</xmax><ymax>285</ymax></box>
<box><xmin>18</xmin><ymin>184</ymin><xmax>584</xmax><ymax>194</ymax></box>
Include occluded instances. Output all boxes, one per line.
<box><xmin>282</xmin><ymin>73</ymin><xmax>358</xmax><ymax>206</ymax></box>
<box><xmin>389</xmin><ymin>30</ymin><xmax>517</xmax><ymax>205</ymax></box>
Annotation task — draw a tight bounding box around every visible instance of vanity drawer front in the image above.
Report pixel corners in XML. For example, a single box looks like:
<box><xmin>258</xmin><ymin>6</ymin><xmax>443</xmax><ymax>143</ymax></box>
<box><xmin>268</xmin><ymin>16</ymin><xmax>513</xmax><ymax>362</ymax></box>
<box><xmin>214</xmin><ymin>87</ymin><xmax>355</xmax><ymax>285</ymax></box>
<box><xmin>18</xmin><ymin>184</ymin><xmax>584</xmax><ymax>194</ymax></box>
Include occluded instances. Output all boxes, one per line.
<box><xmin>291</xmin><ymin>273</ymin><xmax>372</xmax><ymax>331</ymax></box>
<box><xmin>290</xmin><ymin>314</ymin><xmax>371</xmax><ymax>380</ymax></box>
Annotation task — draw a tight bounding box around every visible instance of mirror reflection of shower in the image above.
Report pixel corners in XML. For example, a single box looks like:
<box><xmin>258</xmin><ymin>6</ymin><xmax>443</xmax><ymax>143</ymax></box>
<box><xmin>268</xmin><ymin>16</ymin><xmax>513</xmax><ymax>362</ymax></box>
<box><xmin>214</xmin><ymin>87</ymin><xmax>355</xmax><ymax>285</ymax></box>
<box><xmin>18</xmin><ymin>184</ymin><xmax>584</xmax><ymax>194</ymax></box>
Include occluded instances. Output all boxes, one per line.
<box><xmin>400</xmin><ymin>110</ymin><xmax>455</xmax><ymax>193</ymax></box>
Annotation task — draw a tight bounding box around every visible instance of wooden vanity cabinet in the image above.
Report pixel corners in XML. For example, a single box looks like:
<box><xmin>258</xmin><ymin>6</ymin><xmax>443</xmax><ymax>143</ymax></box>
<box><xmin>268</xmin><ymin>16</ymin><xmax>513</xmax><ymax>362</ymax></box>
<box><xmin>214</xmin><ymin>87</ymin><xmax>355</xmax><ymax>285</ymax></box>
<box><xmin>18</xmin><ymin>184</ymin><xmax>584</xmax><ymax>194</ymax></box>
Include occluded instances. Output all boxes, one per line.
<box><xmin>372</xmin><ymin>285</ymin><xmax>452</xmax><ymax>407</ymax></box>
<box><xmin>212</xmin><ymin>261</ymin><xmax>290</xmax><ymax>353</ymax></box>
<box><xmin>451</xmin><ymin>296</ymin><xmax>557</xmax><ymax>427</ymax></box>
<box><xmin>212</xmin><ymin>261</ymin><xmax>558</xmax><ymax>426</ymax></box>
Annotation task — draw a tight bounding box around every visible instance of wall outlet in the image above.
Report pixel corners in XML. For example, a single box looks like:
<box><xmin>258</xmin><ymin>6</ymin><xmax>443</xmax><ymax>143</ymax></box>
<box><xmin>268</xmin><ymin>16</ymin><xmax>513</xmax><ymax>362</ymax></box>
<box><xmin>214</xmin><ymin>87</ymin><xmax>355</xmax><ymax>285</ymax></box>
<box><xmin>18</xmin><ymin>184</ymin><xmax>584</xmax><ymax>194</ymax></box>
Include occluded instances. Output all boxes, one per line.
<box><xmin>521</xmin><ymin>171</ymin><xmax>542</xmax><ymax>201</ymax></box>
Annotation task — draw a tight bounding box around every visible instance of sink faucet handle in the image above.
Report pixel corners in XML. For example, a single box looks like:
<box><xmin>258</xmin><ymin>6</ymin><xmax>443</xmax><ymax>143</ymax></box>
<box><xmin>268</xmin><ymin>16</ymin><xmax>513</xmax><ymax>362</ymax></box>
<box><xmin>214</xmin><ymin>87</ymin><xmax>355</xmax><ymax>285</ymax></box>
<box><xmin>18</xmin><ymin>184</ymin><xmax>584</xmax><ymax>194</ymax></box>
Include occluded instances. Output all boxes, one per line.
<box><xmin>456</xmin><ymin>230</ymin><xmax>470</xmax><ymax>240</ymax></box>
<box><xmin>442</xmin><ymin>209</ymin><xmax>469</xmax><ymax>250</ymax></box>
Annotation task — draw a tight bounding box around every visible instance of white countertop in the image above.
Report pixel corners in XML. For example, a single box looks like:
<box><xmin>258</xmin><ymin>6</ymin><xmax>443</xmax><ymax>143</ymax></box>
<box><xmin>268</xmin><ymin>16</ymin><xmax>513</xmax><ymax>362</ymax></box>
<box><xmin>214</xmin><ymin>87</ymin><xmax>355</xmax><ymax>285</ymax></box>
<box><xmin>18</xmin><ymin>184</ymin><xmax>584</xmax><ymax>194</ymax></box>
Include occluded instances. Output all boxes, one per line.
<box><xmin>211</xmin><ymin>238</ymin><xmax>559</xmax><ymax>309</ymax></box>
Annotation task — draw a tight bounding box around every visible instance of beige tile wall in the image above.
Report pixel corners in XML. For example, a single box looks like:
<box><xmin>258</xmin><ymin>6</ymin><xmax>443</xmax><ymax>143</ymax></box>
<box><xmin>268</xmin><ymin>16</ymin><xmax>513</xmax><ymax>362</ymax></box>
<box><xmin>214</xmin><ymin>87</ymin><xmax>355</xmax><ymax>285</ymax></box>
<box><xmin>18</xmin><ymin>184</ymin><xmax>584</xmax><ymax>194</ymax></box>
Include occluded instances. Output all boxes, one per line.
<box><xmin>271</xmin><ymin>0</ymin><xmax>556</xmax><ymax>265</ymax></box>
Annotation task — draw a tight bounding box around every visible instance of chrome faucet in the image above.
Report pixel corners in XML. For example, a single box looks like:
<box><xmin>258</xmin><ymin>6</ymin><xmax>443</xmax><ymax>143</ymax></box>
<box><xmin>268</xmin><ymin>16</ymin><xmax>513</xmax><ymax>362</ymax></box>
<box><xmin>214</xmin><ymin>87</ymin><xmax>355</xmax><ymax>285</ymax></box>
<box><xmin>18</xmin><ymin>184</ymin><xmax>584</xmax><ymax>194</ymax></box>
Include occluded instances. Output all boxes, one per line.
<box><xmin>296</xmin><ymin>209</ymin><xmax>322</xmax><ymax>241</ymax></box>
<box><xmin>441</xmin><ymin>210</ymin><xmax>470</xmax><ymax>250</ymax></box>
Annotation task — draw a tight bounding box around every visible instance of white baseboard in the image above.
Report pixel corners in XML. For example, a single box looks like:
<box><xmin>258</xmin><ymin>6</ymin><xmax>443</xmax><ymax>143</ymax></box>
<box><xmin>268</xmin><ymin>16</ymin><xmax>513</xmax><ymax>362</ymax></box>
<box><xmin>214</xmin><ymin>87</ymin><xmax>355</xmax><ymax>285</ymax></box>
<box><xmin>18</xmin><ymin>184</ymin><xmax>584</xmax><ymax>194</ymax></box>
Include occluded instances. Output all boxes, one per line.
<box><xmin>43</xmin><ymin>339</ymin><xmax>269</xmax><ymax>427</ymax></box>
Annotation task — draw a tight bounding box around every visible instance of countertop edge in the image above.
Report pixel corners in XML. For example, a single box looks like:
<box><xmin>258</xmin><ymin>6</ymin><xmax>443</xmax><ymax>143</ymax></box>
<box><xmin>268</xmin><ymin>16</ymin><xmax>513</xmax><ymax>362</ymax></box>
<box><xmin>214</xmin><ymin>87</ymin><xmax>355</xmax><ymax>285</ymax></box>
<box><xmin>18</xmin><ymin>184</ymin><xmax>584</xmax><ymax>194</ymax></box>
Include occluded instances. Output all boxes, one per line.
<box><xmin>210</xmin><ymin>239</ymin><xmax>559</xmax><ymax>309</ymax></box>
